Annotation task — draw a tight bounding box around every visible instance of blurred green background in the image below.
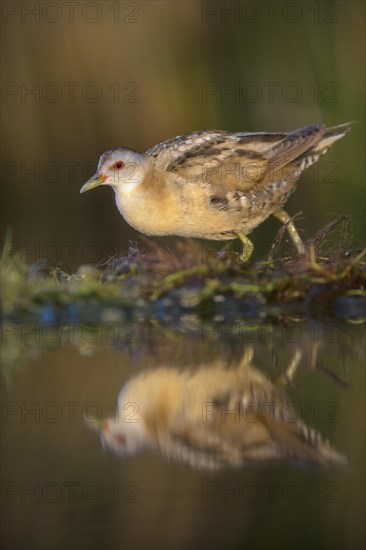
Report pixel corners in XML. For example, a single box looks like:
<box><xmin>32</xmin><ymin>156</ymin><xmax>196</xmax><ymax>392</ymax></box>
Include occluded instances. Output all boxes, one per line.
<box><xmin>1</xmin><ymin>1</ymin><xmax>365</xmax><ymax>269</ymax></box>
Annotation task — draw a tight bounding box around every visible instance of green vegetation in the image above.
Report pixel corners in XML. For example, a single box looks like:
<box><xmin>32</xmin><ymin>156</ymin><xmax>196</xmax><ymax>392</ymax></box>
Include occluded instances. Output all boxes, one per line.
<box><xmin>1</xmin><ymin>217</ymin><xmax>365</xmax><ymax>323</ymax></box>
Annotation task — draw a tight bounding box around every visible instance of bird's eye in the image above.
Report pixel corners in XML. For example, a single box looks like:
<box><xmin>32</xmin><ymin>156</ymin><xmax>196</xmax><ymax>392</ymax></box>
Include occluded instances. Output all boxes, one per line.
<box><xmin>113</xmin><ymin>161</ymin><xmax>125</xmax><ymax>170</ymax></box>
<box><xmin>115</xmin><ymin>434</ymin><xmax>126</xmax><ymax>446</ymax></box>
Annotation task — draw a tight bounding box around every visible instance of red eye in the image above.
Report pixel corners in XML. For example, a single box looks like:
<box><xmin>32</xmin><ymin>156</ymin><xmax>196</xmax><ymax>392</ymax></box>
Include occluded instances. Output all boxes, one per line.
<box><xmin>113</xmin><ymin>161</ymin><xmax>124</xmax><ymax>170</ymax></box>
<box><xmin>115</xmin><ymin>434</ymin><xmax>126</xmax><ymax>446</ymax></box>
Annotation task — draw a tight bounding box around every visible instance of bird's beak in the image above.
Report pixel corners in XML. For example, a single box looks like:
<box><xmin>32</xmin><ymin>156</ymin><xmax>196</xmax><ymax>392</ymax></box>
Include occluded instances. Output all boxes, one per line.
<box><xmin>83</xmin><ymin>415</ymin><xmax>108</xmax><ymax>432</ymax></box>
<box><xmin>80</xmin><ymin>173</ymin><xmax>106</xmax><ymax>193</ymax></box>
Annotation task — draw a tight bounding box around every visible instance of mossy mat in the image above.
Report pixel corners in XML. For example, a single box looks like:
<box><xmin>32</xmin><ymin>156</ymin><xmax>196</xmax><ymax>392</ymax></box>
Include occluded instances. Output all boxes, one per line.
<box><xmin>2</xmin><ymin>217</ymin><xmax>365</xmax><ymax>323</ymax></box>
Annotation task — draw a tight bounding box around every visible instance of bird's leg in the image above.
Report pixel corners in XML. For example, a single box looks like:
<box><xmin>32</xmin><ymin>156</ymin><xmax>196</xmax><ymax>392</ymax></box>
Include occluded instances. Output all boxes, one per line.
<box><xmin>272</xmin><ymin>209</ymin><xmax>305</xmax><ymax>255</ymax></box>
<box><xmin>236</xmin><ymin>232</ymin><xmax>254</xmax><ymax>262</ymax></box>
<box><xmin>310</xmin><ymin>341</ymin><xmax>320</xmax><ymax>370</ymax></box>
<box><xmin>276</xmin><ymin>348</ymin><xmax>303</xmax><ymax>386</ymax></box>
<box><xmin>285</xmin><ymin>348</ymin><xmax>303</xmax><ymax>381</ymax></box>
<box><xmin>239</xmin><ymin>346</ymin><xmax>254</xmax><ymax>369</ymax></box>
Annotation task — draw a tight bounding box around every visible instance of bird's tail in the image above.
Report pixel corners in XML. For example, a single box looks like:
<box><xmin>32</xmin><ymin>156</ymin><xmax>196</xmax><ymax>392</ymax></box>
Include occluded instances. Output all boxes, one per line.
<box><xmin>295</xmin><ymin>121</ymin><xmax>353</xmax><ymax>171</ymax></box>
<box><xmin>297</xmin><ymin>422</ymin><xmax>348</xmax><ymax>467</ymax></box>
<box><xmin>267</xmin><ymin>414</ymin><xmax>349</xmax><ymax>468</ymax></box>
<box><xmin>314</xmin><ymin>121</ymin><xmax>354</xmax><ymax>152</ymax></box>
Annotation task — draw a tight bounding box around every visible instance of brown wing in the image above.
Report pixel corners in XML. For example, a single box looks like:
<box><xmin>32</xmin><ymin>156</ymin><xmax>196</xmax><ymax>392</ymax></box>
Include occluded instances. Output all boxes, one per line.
<box><xmin>145</xmin><ymin>129</ymin><xmax>229</xmax><ymax>160</ymax></box>
<box><xmin>264</xmin><ymin>124</ymin><xmax>325</xmax><ymax>174</ymax></box>
<box><xmin>167</xmin><ymin>372</ymin><xmax>346</xmax><ymax>469</ymax></box>
<box><xmin>159</xmin><ymin>124</ymin><xmax>326</xmax><ymax>193</ymax></box>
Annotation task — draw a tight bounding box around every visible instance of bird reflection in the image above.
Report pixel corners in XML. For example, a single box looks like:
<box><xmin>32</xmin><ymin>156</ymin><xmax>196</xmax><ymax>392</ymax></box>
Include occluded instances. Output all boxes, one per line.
<box><xmin>88</xmin><ymin>349</ymin><xmax>347</xmax><ymax>470</ymax></box>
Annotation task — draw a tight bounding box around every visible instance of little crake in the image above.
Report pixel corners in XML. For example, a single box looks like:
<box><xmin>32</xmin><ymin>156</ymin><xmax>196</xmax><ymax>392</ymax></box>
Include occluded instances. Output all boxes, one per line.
<box><xmin>81</xmin><ymin>123</ymin><xmax>351</xmax><ymax>260</ymax></box>
<box><xmin>86</xmin><ymin>353</ymin><xmax>347</xmax><ymax>469</ymax></box>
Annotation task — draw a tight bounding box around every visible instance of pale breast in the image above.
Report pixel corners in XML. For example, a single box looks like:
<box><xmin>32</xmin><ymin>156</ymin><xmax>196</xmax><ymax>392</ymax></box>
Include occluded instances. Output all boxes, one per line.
<box><xmin>113</xmin><ymin>168</ymin><xmax>296</xmax><ymax>239</ymax></box>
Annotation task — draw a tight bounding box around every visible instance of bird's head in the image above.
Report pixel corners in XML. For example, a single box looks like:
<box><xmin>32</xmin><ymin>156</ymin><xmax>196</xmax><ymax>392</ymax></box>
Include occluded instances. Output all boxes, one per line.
<box><xmin>85</xmin><ymin>415</ymin><xmax>148</xmax><ymax>458</ymax></box>
<box><xmin>80</xmin><ymin>148</ymin><xmax>147</xmax><ymax>195</ymax></box>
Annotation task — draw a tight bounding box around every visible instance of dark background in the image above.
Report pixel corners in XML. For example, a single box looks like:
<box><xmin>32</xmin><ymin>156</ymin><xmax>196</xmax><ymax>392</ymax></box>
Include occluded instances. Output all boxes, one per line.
<box><xmin>1</xmin><ymin>1</ymin><xmax>365</xmax><ymax>270</ymax></box>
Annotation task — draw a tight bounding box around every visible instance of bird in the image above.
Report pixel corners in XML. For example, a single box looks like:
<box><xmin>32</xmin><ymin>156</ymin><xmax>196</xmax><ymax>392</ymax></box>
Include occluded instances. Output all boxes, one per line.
<box><xmin>86</xmin><ymin>352</ymin><xmax>347</xmax><ymax>470</ymax></box>
<box><xmin>80</xmin><ymin>122</ymin><xmax>352</xmax><ymax>260</ymax></box>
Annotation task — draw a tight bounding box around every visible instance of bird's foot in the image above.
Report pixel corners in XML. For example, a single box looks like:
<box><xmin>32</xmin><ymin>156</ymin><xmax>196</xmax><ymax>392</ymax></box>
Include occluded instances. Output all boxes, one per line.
<box><xmin>236</xmin><ymin>232</ymin><xmax>254</xmax><ymax>262</ymax></box>
<box><xmin>308</xmin><ymin>243</ymin><xmax>326</xmax><ymax>272</ymax></box>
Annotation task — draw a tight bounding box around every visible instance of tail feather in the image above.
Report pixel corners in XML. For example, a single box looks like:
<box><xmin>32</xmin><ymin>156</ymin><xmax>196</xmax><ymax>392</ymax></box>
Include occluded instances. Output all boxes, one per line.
<box><xmin>314</xmin><ymin>121</ymin><xmax>354</xmax><ymax>152</ymax></box>
<box><xmin>295</xmin><ymin>121</ymin><xmax>353</xmax><ymax>171</ymax></box>
<box><xmin>323</xmin><ymin>121</ymin><xmax>355</xmax><ymax>137</ymax></box>
<box><xmin>299</xmin><ymin>422</ymin><xmax>348</xmax><ymax>467</ymax></box>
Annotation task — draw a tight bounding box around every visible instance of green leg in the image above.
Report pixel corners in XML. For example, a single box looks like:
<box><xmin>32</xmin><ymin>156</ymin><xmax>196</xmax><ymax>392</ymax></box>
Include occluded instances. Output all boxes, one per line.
<box><xmin>272</xmin><ymin>209</ymin><xmax>305</xmax><ymax>255</ymax></box>
<box><xmin>276</xmin><ymin>349</ymin><xmax>302</xmax><ymax>386</ymax></box>
<box><xmin>239</xmin><ymin>346</ymin><xmax>254</xmax><ymax>369</ymax></box>
<box><xmin>236</xmin><ymin>232</ymin><xmax>254</xmax><ymax>261</ymax></box>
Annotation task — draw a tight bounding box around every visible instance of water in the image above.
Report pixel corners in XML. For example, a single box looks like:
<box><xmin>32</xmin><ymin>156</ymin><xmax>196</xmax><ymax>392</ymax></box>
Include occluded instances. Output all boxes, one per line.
<box><xmin>1</xmin><ymin>320</ymin><xmax>365</xmax><ymax>550</ymax></box>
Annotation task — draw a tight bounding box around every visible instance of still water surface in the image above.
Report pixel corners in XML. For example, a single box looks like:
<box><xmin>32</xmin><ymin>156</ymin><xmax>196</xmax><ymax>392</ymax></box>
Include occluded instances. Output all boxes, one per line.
<box><xmin>1</xmin><ymin>320</ymin><xmax>365</xmax><ymax>550</ymax></box>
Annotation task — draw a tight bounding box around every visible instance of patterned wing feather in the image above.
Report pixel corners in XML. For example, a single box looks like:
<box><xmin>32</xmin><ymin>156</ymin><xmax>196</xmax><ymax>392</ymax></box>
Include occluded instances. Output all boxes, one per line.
<box><xmin>145</xmin><ymin>129</ymin><xmax>228</xmax><ymax>160</ymax></box>
<box><xmin>157</xmin><ymin>126</ymin><xmax>326</xmax><ymax>192</ymax></box>
<box><xmin>146</xmin><ymin>124</ymin><xmax>349</xmax><ymax>197</ymax></box>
